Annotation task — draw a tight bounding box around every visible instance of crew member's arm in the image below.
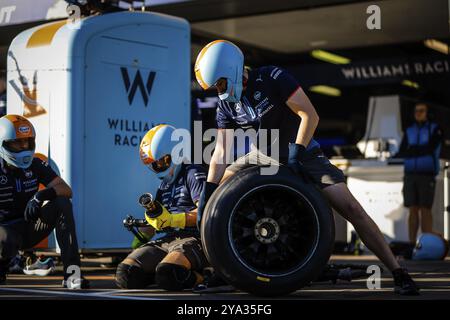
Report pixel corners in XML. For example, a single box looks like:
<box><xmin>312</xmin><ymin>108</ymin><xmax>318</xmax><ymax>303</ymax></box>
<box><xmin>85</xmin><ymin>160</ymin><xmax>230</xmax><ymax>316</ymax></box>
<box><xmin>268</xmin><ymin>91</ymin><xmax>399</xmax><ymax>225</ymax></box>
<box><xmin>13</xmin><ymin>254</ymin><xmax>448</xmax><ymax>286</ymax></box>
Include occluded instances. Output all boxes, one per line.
<box><xmin>184</xmin><ymin>210</ymin><xmax>198</xmax><ymax>227</ymax></box>
<box><xmin>207</xmin><ymin>128</ymin><xmax>235</xmax><ymax>184</ymax></box>
<box><xmin>36</xmin><ymin>159</ymin><xmax>72</xmax><ymax>200</ymax></box>
<box><xmin>24</xmin><ymin>159</ymin><xmax>70</xmax><ymax>222</ymax></box>
<box><xmin>147</xmin><ymin>165</ymin><xmax>208</xmax><ymax>230</ymax></box>
<box><xmin>286</xmin><ymin>87</ymin><xmax>320</xmax><ymax>148</ymax></box>
<box><xmin>267</xmin><ymin>66</ymin><xmax>317</xmax><ymax>179</ymax></box>
<box><xmin>393</xmin><ymin>134</ymin><xmax>409</xmax><ymax>158</ymax></box>
<box><xmin>148</xmin><ymin>206</ymin><xmax>198</xmax><ymax>230</ymax></box>
<box><xmin>46</xmin><ymin>177</ymin><xmax>72</xmax><ymax>198</ymax></box>
<box><xmin>194</xmin><ymin>106</ymin><xmax>235</xmax><ymax>229</ymax></box>
<box><xmin>184</xmin><ymin>165</ymin><xmax>208</xmax><ymax>227</ymax></box>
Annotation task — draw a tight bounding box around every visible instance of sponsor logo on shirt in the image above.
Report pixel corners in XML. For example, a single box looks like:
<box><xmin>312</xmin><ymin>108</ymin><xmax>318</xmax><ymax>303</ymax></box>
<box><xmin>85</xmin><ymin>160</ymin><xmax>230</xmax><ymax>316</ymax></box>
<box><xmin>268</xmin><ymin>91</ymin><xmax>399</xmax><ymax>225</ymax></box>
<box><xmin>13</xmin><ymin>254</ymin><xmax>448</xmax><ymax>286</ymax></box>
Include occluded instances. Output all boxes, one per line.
<box><xmin>258</xmin><ymin>104</ymin><xmax>275</xmax><ymax>118</ymax></box>
<box><xmin>0</xmin><ymin>176</ymin><xmax>7</xmax><ymax>185</ymax></box>
<box><xmin>255</xmin><ymin>97</ymin><xmax>269</xmax><ymax>110</ymax></box>
<box><xmin>23</xmin><ymin>178</ymin><xmax>38</xmax><ymax>187</ymax></box>
<box><xmin>270</xmin><ymin>67</ymin><xmax>283</xmax><ymax>80</ymax></box>
<box><xmin>254</xmin><ymin>91</ymin><xmax>262</xmax><ymax>101</ymax></box>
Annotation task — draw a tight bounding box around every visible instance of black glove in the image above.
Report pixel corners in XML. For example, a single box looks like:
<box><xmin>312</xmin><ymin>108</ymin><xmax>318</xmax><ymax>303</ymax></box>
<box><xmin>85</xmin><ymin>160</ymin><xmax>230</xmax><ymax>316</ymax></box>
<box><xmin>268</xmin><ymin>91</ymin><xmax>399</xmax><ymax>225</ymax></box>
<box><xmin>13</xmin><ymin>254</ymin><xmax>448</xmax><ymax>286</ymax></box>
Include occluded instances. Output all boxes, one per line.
<box><xmin>24</xmin><ymin>188</ymin><xmax>57</xmax><ymax>222</ymax></box>
<box><xmin>196</xmin><ymin>182</ymin><xmax>219</xmax><ymax>229</ymax></box>
<box><xmin>288</xmin><ymin>143</ymin><xmax>313</xmax><ymax>183</ymax></box>
<box><xmin>24</xmin><ymin>196</ymin><xmax>43</xmax><ymax>222</ymax></box>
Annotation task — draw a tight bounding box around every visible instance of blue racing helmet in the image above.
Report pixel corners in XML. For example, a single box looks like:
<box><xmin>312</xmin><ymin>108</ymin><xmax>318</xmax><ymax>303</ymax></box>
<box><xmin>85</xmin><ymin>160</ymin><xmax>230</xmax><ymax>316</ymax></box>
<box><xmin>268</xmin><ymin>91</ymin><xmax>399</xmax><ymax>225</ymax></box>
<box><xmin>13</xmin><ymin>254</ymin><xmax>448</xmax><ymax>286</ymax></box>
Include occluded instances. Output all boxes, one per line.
<box><xmin>194</xmin><ymin>40</ymin><xmax>244</xmax><ymax>103</ymax></box>
<box><xmin>412</xmin><ymin>233</ymin><xmax>448</xmax><ymax>260</ymax></box>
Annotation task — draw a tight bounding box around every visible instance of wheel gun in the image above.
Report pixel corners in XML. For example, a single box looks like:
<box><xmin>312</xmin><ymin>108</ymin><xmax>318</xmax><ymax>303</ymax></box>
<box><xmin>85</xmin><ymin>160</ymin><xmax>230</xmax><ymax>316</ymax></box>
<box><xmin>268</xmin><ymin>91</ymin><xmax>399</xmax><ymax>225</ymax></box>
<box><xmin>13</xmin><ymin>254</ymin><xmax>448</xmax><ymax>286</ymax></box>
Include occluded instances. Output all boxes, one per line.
<box><xmin>122</xmin><ymin>192</ymin><xmax>160</xmax><ymax>244</ymax></box>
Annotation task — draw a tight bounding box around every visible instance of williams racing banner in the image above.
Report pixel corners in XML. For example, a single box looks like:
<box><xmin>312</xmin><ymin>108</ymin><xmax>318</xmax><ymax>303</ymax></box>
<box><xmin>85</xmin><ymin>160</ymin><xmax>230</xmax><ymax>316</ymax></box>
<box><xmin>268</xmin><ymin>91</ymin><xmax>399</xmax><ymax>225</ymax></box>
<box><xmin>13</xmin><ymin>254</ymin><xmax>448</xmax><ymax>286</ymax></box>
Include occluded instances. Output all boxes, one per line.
<box><xmin>289</xmin><ymin>55</ymin><xmax>450</xmax><ymax>87</ymax></box>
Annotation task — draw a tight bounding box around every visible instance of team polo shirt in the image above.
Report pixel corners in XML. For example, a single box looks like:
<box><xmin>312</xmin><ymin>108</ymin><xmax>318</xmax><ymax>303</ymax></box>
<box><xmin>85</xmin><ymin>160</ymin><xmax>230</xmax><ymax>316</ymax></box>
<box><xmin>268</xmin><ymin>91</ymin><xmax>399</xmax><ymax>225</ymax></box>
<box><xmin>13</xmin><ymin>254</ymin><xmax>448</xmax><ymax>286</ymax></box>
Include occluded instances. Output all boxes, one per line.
<box><xmin>216</xmin><ymin>66</ymin><xmax>320</xmax><ymax>161</ymax></box>
<box><xmin>0</xmin><ymin>157</ymin><xmax>58</xmax><ymax>223</ymax></box>
<box><xmin>152</xmin><ymin>164</ymin><xmax>206</xmax><ymax>239</ymax></box>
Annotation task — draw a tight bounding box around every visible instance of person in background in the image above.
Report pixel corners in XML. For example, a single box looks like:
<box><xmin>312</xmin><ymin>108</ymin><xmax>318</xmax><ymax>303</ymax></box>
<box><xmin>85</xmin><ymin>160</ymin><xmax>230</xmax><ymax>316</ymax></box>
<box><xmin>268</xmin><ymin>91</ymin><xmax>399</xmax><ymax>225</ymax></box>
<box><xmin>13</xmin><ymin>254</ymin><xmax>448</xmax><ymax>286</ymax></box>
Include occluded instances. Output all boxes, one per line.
<box><xmin>396</xmin><ymin>102</ymin><xmax>443</xmax><ymax>243</ymax></box>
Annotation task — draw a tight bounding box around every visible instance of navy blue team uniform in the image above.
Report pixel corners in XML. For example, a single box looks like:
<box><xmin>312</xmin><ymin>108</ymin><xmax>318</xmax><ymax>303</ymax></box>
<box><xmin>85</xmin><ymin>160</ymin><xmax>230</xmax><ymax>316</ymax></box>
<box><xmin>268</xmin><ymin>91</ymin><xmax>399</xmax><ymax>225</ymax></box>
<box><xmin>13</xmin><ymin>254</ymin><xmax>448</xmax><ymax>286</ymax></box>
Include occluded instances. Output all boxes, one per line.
<box><xmin>0</xmin><ymin>158</ymin><xmax>57</xmax><ymax>223</ymax></box>
<box><xmin>220</xmin><ymin>66</ymin><xmax>345</xmax><ymax>189</ymax></box>
<box><xmin>120</xmin><ymin>164</ymin><xmax>208</xmax><ymax>289</ymax></box>
<box><xmin>0</xmin><ymin>158</ymin><xmax>81</xmax><ymax>275</ymax></box>
<box><xmin>153</xmin><ymin>164</ymin><xmax>206</xmax><ymax>239</ymax></box>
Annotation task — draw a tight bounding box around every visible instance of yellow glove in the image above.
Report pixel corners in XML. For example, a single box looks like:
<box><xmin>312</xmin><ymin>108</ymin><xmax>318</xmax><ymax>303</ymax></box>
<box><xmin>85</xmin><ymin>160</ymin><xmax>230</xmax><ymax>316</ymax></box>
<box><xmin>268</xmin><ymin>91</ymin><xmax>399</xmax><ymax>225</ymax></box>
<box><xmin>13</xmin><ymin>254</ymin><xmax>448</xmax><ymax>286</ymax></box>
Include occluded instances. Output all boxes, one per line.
<box><xmin>144</xmin><ymin>203</ymin><xmax>186</xmax><ymax>231</ymax></box>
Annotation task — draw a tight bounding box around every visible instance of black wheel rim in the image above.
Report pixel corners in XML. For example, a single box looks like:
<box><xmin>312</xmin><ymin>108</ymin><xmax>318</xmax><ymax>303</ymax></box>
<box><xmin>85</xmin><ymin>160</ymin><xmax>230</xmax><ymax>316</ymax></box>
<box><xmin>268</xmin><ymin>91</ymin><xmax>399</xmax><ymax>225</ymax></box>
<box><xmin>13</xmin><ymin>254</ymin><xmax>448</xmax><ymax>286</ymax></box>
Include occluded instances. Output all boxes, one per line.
<box><xmin>228</xmin><ymin>185</ymin><xmax>319</xmax><ymax>277</ymax></box>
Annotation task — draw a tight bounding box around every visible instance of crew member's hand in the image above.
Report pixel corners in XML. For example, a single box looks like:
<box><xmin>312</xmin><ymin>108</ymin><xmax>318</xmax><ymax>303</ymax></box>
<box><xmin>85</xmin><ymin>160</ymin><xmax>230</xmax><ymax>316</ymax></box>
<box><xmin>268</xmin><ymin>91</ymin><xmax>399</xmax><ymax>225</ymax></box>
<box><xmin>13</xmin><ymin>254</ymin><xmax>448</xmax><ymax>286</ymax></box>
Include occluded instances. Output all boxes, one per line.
<box><xmin>145</xmin><ymin>203</ymin><xmax>186</xmax><ymax>231</ymax></box>
<box><xmin>24</xmin><ymin>196</ymin><xmax>43</xmax><ymax>222</ymax></box>
<box><xmin>196</xmin><ymin>182</ymin><xmax>219</xmax><ymax>229</ymax></box>
<box><xmin>288</xmin><ymin>143</ymin><xmax>313</xmax><ymax>183</ymax></box>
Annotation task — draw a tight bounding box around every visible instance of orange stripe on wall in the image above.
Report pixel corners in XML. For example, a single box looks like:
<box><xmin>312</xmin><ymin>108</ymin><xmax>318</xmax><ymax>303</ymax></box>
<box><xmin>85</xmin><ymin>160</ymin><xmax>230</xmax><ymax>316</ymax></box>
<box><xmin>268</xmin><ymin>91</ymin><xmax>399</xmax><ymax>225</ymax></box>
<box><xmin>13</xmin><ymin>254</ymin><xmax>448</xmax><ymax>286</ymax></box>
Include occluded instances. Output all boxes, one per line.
<box><xmin>26</xmin><ymin>20</ymin><xmax>67</xmax><ymax>48</ymax></box>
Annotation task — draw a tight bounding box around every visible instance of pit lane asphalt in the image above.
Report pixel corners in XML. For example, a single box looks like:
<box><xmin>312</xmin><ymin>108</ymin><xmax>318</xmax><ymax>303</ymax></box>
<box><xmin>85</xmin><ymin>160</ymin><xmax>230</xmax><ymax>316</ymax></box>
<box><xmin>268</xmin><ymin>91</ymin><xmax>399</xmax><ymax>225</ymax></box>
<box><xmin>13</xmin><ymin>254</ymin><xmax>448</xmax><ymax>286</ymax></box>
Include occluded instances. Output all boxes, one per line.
<box><xmin>0</xmin><ymin>255</ymin><xmax>449</xmax><ymax>300</ymax></box>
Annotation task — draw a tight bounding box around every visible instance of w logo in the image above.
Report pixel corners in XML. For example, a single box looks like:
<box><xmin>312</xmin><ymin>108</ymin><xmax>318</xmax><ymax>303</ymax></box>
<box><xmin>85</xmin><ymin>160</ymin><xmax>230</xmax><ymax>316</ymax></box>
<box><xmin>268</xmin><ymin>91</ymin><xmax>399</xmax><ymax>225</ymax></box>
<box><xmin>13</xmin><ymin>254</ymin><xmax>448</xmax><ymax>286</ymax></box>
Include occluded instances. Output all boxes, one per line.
<box><xmin>120</xmin><ymin>67</ymin><xmax>156</xmax><ymax>107</ymax></box>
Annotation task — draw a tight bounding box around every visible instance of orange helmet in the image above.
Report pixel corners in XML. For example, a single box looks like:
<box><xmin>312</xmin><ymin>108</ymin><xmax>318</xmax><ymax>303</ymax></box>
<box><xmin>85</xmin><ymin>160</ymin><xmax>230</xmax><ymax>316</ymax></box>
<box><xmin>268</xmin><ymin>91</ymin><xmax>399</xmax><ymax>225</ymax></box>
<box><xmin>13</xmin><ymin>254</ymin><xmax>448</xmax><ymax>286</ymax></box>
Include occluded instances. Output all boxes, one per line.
<box><xmin>0</xmin><ymin>115</ymin><xmax>36</xmax><ymax>168</ymax></box>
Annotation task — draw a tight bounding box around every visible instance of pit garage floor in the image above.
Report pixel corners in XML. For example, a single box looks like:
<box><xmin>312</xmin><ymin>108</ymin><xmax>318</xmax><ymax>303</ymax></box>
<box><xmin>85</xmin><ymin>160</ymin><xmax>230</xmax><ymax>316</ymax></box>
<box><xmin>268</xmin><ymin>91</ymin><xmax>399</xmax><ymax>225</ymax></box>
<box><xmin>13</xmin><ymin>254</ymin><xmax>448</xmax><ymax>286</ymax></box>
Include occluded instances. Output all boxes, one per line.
<box><xmin>0</xmin><ymin>255</ymin><xmax>449</xmax><ymax>300</ymax></box>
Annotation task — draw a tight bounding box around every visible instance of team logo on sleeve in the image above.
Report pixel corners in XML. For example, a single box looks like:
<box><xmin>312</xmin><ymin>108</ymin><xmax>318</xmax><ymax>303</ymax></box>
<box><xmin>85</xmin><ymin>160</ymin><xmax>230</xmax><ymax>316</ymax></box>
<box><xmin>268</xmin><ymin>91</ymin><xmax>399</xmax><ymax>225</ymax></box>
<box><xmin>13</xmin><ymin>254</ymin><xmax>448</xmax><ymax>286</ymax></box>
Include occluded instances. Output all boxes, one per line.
<box><xmin>270</xmin><ymin>67</ymin><xmax>283</xmax><ymax>79</ymax></box>
<box><xmin>254</xmin><ymin>91</ymin><xmax>261</xmax><ymax>101</ymax></box>
<box><xmin>235</xmin><ymin>102</ymin><xmax>242</xmax><ymax>112</ymax></box>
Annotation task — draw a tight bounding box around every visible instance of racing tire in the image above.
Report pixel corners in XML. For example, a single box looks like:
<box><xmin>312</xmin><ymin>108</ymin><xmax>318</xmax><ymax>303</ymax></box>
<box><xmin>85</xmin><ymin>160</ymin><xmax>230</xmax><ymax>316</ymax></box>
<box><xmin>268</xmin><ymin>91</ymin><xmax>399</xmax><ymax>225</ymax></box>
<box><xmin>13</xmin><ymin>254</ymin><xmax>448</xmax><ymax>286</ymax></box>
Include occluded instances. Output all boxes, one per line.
<box><xmin>201</xmin><ymin>165</ymin><xmax>335</xmax><ymax>296</ymax></box>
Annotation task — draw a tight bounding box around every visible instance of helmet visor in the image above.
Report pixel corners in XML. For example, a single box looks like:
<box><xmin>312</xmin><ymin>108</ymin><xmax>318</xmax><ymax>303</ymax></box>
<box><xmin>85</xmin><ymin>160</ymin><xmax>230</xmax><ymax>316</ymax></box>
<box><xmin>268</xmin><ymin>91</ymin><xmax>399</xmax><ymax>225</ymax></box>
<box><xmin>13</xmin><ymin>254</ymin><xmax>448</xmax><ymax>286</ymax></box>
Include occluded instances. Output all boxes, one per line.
<box><xmin>214</xmin><ymin>78</ymin><xmax>228</xmax><ymax>95</ymax></box>
<box><xmin>3</xmin><ymin>137</ymin><xmax>36</xmax><ymax>153</ymax></box>
<box><xmin>149</xmin><ymin>154</ymin><xmax>172</xmax><ymax>173</ymax></box>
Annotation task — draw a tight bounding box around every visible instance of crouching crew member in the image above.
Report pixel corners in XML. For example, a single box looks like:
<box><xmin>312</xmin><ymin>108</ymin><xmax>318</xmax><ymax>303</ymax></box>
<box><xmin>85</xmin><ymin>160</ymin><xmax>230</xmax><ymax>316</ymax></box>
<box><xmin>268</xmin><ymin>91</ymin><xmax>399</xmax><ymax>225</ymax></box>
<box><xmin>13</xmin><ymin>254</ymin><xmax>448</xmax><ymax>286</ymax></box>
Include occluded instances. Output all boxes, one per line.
<box><xmin>0</xmin><ymin>115</ymin><xmax>88</xmax><ymax>289</ymax></box>
<box><xmin>115</xmin><ymin>124</ymin><xmax>209</xmax><ymax>291</ymax></box>
<box><xmin>194</xmin><ymin>40</ymin><xmax>420</xmax><ymax>295</ymax></box>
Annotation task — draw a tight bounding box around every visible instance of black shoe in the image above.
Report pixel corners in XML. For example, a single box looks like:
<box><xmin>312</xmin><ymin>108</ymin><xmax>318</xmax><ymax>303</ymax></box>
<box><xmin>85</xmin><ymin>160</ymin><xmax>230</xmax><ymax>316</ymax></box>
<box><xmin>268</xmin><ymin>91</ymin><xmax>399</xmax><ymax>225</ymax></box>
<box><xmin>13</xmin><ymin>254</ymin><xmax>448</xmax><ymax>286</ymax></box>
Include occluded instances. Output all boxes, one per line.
<box><xmin>392</xmin><ymin>268</ymin><xmax>420</xmax><ymax>296</ymax></box>
<box><xmin>193</xmin><ymin>270</ymin><xmax>234</xmax><ymax>293</ymax></box>
<box><xmin>0</xmin><ymin>260</ymin><xmax>9</xmax><ymax>285</ymax></box>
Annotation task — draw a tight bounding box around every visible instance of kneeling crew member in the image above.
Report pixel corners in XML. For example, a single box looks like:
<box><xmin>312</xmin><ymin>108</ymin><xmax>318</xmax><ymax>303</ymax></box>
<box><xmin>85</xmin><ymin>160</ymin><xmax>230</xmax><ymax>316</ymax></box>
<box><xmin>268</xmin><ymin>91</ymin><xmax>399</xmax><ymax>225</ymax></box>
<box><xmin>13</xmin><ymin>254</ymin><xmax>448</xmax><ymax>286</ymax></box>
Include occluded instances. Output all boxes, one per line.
<box><xmin>115</xmin><ymin>124</ymin><xmax>208</xmax><ymax>291</ymax></box>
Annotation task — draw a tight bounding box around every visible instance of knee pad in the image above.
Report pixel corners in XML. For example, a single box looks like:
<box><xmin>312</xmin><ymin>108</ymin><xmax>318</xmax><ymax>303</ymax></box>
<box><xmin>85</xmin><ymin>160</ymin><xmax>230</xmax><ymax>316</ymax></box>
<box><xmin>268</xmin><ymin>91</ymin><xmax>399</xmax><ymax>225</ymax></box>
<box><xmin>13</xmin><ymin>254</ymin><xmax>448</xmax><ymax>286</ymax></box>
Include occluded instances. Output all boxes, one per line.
<box><xmin>155</xmin><ymin>262</ymin><xmax>196</xmax><ymax>291</ymax></box>
<box><xmin>115</xmin><ymin>263</ymin><xmax>153</xmax><ymax>289</ymax></box>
